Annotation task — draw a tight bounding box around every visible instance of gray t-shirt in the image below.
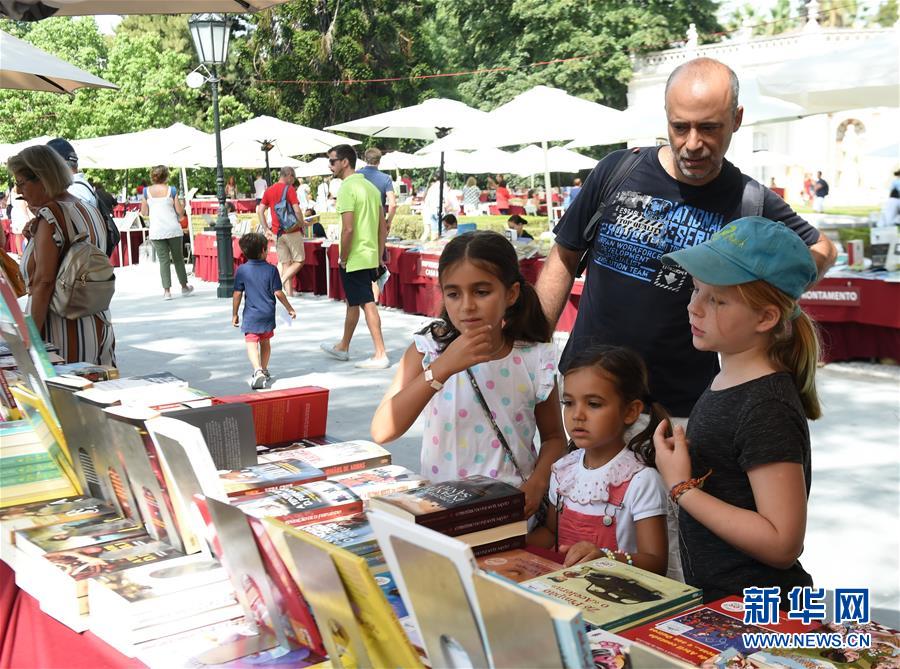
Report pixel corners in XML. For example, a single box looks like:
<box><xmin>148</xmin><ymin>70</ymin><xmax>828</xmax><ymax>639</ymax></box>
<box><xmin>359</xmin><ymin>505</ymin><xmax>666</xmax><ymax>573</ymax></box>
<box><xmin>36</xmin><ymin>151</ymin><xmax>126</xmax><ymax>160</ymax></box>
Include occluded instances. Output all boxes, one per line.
<box><xmin>680</xmin><ymin>372</ymin><xmax>813</xmax><ymax>604</ymax></box>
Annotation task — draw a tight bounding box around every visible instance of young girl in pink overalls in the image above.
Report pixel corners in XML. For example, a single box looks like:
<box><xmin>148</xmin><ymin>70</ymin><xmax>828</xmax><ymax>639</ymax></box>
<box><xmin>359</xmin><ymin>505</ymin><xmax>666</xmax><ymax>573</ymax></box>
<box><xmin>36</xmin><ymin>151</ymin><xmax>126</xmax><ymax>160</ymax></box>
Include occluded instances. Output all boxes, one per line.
<box><xmin>527</xmin><ymin>346</ymin><xmax>671</xmax><ymax>575</ymax></box>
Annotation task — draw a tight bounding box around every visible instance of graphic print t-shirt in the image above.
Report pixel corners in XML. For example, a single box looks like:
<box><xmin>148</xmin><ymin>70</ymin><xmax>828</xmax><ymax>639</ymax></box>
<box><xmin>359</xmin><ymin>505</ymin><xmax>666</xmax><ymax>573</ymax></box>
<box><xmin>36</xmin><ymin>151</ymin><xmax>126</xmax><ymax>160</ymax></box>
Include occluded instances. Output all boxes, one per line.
<box><xmin>553</xmin><ymin>147</ymin><xmax>819</xmax><ymax>416</ymax></box>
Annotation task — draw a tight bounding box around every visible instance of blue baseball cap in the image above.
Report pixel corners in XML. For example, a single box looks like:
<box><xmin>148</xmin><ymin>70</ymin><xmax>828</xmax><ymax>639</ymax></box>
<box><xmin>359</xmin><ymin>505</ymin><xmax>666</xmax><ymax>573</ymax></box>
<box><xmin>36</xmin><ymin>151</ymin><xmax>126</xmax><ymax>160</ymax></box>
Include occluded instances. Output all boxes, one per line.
<box><xmin>661</xmin><ymin>216</ymin><xmax>816</xmax><ymax>299</ymax></box>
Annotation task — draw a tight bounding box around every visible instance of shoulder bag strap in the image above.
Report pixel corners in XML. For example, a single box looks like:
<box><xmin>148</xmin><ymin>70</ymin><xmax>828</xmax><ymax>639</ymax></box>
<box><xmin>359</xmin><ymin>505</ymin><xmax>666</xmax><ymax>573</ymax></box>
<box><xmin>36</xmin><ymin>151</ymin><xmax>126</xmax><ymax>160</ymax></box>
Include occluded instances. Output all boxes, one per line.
<box><xmin>576</xmin><ymin>147</ymin><xmax>646</xmax><ymax>277</ymax></box>
<box><xmin>465</xmin><ymin>368</ymin><xmax>527</xmax><ymax>484</ymax></box>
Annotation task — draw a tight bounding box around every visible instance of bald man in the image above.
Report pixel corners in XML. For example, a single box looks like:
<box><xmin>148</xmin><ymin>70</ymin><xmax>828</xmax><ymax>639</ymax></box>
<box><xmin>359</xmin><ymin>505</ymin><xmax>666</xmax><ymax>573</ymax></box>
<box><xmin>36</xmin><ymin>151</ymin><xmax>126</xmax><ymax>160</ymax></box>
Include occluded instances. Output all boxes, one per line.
<box><xmin>537</xmin><ymin>57</ymin><xmax>836</xmax><ymax>418</ymax></box>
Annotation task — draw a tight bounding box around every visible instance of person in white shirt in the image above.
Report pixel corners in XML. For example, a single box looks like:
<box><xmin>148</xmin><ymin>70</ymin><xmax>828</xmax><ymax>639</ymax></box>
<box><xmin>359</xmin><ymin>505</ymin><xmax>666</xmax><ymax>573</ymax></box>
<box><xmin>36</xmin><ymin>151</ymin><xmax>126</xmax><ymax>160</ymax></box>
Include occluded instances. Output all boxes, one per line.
<box><xmin>46</xmin><ymin>138</ymin><xmax>97</xmax><ymax>208</ymax></box>
<box><xmin>254</xmin><ymin>174</ymin><xmax>268</xmax><ymax>203</ymax></box>
<box><xmin>296</xmin><ymin>177</ymin><xmax>311</xmax><ymax>211</ymax></box>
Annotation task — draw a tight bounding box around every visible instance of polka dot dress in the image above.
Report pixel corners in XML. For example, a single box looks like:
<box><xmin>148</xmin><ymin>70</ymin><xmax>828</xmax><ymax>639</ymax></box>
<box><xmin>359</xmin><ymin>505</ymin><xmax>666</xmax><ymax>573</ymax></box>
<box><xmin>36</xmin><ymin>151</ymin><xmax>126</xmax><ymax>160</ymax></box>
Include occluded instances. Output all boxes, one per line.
<box><xmin>414</xmin><ymin>332</ymin><xmax>557</xmax><ymax>486</ymax></box>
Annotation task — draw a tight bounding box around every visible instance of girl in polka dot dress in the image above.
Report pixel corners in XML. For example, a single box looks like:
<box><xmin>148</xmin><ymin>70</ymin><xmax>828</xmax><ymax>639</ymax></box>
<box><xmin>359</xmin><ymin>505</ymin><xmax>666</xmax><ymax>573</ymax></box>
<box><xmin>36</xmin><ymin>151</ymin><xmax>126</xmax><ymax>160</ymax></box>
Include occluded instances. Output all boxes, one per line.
<box><xmin>527</xmin><ymin>346</ymin><xmax>671</xmax><ymax>575</ymax></box>
<box><xmin>371</xmin><ymin>231</ymin><xmax>567</xmax><ymax>518</ymax></box>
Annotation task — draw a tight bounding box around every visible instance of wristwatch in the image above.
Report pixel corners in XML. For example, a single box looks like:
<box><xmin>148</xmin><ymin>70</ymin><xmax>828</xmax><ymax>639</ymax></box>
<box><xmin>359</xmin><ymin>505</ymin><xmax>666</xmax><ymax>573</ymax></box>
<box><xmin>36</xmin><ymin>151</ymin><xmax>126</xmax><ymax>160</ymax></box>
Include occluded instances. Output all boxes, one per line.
<box><xmin>424</xmin><ymin>366</ymin><xmax>443</xmax><ymax>391</ymax></box>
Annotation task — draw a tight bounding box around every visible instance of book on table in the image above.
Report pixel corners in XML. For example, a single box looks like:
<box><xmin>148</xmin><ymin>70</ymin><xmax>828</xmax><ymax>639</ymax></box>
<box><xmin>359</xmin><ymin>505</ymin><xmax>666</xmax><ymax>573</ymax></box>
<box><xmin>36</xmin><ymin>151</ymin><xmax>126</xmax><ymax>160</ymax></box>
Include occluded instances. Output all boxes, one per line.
<box><xmin>258</xmin><ymin>439</ymin><xmax>391</xmax><ymax>477</ymax></box>
<box><xmin>330</xmin><ymin>464</ymin><xmax>427</xmax><ymax>505</ymax></box>
<box><xmin>167</xmin><ymin>402</ymin><xmax>258</xmax><ymax>470</ymax></box>
<box><xmin>230</xmin><ymin>480</ymin><xmax>363</xmax><ymax>528</ymax></box>
<box><xmin>522</xmin><ymin>557</ymin><xmax>702</xmax><ymax>633</ymax></box>
<box><xmin>476</xmin><ymin>548</ymin><xmax>562</xmax><ymax>583</ymax></box>
<box><xmin>14</xmin><ymin>515</ymin><xmax>144</xmax><ymax>557</ymax></box>
<box><xmin>213</xmin><ymin>386</ymin><xmax>329</xmax><ymax>447</ymax></box>
<box><xmin>619</xmin><ymin>594</ymin><xmax>824</xmax><ymax>667</ymax></box>
<box><xmin>220</xmin><ymin>459</ymin><xmax>326</xmax><ymax>497</ymax></box>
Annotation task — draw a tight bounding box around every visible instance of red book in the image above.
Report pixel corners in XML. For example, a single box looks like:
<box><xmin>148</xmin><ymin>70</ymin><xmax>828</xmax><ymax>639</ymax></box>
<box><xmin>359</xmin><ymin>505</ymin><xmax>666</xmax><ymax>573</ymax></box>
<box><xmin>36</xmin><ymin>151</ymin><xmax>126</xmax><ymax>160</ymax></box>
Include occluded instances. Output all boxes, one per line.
<box><xmin>213</xmin><ymin>387</ymin><xmax>329</xmax><ymax>446</ymax></box>
<box><xmin>619</xmin><ymin>595</ymin><xmax>823</xmax><ymax>666</ymax></box>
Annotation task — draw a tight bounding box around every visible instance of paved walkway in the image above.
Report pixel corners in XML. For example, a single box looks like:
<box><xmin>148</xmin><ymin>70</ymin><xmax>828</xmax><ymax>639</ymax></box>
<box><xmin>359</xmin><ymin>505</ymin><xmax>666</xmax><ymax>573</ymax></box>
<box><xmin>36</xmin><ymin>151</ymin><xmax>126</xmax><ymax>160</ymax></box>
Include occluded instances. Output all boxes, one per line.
<box><xmin>110</xmin><ymin>261</ymin><xmax>899</xmax><ymax>624</ymax></box>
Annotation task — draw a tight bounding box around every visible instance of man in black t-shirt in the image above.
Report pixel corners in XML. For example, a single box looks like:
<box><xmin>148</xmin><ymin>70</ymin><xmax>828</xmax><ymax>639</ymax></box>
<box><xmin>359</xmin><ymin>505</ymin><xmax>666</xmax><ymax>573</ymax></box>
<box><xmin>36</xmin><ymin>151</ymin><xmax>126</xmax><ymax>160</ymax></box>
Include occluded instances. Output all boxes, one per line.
<box><xmin>536</xmin><ymin>58</ymin><xmax>836</xmax><ymax>417</ymax></box>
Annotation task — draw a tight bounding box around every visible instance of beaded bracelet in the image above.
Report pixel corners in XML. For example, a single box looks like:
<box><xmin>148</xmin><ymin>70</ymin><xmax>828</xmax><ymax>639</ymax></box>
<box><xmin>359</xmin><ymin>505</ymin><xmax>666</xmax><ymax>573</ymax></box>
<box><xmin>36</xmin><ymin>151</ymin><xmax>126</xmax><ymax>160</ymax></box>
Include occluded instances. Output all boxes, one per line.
<box><xmin>600</xmin><ymin>547</ymin><xmax>616</xmax><ymax>561</ymax></box>
<box><xmin>622</xmin><ymin>551</ymin><xmax>634</xmax><ymax>566</ymax></box>
<box><xmin>600</xmin><ymin>547</ymin><xmax>634</xmax><ymax>566</ymax></box>
<box><xmin>670</xmin><ymin>469</ymin><xmax>712</xmax><ymax>504</ymax></box>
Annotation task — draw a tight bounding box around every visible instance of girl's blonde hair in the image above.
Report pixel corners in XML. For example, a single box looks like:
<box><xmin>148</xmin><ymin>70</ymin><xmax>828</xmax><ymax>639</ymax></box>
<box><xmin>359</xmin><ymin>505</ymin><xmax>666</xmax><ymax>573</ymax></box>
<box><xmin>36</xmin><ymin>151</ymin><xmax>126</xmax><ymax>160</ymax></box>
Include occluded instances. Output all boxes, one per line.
<box><xmin>6</xmin><ymin>146</ymin><xmax>72</xmax><ymax>197</ymax></box>
<box><xmin>465</xmin><ymin>176</ymin><xmax>477</xmax><ymax>187</ymax></box>
<box><xmin>735</xmin><ymin>280</ymin><xmax>822</xmax><ymax>420</ymax></box>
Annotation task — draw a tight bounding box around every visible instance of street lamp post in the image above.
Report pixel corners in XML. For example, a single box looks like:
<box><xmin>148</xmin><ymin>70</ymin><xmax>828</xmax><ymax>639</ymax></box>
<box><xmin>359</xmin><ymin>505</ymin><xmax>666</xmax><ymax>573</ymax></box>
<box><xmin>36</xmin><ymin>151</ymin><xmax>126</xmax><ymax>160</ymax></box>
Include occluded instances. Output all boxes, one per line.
<box><xmin>189</xmin><ymin>13</ymin><xmax>233</xmax><ymax>298</ymax></box>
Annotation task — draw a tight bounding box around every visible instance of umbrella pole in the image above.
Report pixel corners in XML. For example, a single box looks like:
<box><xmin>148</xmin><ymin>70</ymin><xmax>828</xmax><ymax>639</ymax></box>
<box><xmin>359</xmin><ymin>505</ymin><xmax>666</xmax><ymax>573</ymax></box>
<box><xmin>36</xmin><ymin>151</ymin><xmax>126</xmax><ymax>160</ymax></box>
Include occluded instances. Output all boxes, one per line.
<box><xmin>542</xmin><ymin>141</ymin><xmax>552</xmax><ymax>229</ymax></box>
<box><xmin>265</xmin><ymin>149</ymin><xmax>272</xmax><ymax>186</ymax></box>
<box><xmin>437</xmin><ymin>151</ymin><xmax>446</xmax><ymax>237</ymax></box>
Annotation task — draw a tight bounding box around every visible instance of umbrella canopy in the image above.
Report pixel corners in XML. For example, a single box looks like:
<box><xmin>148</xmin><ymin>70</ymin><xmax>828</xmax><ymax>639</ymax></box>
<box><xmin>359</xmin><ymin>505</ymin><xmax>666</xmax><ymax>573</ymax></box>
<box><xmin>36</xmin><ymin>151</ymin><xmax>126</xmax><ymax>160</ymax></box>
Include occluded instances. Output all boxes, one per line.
<box><xmin>420</xmin><ymin>86</ymin><xmax>626</xmax><ymax>153</ymax></box>
<box><xmin>73</xmin><ymin>123</ymin><xmax>212</xmax><ymax>169</ymax></box>
<box><xmin>0</xmin><ymin>29</ymin><xmax>118</xmax><ymax>94</ymax></box>
<box><xmin>294</xmin><ymin>158</ymin><xmax>332</xmax><ymax>178</ymax></box>
<box><xmin>442</xmin><ymin>148</ymin><xmax>517</xmax><ymax>175</ymax></box>
<box><xmin>757</xmin><ymin>33</ymin><xmax>899</xmax><ymax>114</ymax></box>
<box><xmin>326</xmin><ymin>98</ymin><xmax>489</xmax><ymax>140</ymax></box>
<box><xmin>510</xmin><ymin>145</ymin><xmax>597</xmax><ymax>175</ymax></box>
<box><xmin>218</xmin><ymin>115</ymin><xmax>359</xmax><ymax>160</ymax></box>
<box><xmin>379</xmin><ymin>151</ymin><xmax>439</xmax><ymax>171</ymax></box>
<box><xmin>0</xmin><ymin>0</ymin><xmax>286</xmax><ymax>20</ymax></box>
<box><xmin>0</xmin><ymin>135</ymin><xmax>54</xmax><ymax>163</ymax></box>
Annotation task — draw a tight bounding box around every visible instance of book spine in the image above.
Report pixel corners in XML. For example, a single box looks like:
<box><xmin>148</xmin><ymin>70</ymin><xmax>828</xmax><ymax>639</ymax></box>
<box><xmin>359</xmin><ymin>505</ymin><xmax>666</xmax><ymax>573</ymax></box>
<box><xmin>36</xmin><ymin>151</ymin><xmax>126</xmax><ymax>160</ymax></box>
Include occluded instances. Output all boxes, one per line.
<box><xmin>471</xmin><ymin>535</ymin><xmax>527</xmax><ymax>558</ymax></box>
<box><xmin>225</xmin><ymin>474</ymin><xmax>328</xmax><ymax>498</ymax></box>
<box><xmin>419</xmin><ymin>507</ymin><xmax>525</xmax><ymax>536</ymax></box>
<box><xmin>282</xmin><ymin>500</ymin><xmax>363</xmax><ymax>527</ymax></box>
<box><xmin>0</xmin><ymin>453</ymin><xmax>52</xmax><ymax>468</ymax></box>
<box><xmin>0</xmin><ymin>464</ymin><xmax>63</xmax><ymax>486</ymax></box>
<box><xmin>320</xmin><ymin>455</ymin><xmax>392</xmax><ymax>477</ymax></box>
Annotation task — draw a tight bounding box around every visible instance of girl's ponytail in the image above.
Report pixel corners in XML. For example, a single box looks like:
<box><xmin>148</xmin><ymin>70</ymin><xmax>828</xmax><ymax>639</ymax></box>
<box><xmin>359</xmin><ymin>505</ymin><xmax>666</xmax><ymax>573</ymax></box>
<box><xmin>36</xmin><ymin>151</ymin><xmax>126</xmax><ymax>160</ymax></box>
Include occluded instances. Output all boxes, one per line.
<box><xmin>505</xmin><ymin>278</ymin><xmax>552</xmax><ymax>344</ymax></box>
<box><xmin>736</xmin><ymin>281</ymin><xmax>822</xmax><ymax>420</ymax></box>
<box><xmin>627</xmin><ymin>400</ymin><xmax>672</xmax><ymax>469</ymax></box>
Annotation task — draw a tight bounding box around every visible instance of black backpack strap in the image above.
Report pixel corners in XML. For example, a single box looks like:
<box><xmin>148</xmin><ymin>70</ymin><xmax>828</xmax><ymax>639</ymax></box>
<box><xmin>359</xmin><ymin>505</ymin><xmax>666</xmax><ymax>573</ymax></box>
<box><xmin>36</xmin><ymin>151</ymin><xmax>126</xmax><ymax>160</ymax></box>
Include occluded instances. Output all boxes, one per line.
<box><xmin>740</xmin><ymin>175</ymin><xmax>765</xmax><ymax>218</ymax></box>
<box><xmin>576</xmin><ymin>147</ymin><xmax>646</xmax><ymax>277</ymax></box>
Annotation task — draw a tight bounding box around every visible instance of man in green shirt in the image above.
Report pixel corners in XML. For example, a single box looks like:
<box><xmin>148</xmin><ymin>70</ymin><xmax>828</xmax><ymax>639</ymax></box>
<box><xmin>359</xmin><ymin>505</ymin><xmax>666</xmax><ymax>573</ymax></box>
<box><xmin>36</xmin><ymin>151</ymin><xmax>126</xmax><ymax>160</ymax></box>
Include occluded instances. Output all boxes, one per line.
<box><xmin>320</xmin><ymin>144</ymin><xmax>390</xmax><ymax>370</ymax></box>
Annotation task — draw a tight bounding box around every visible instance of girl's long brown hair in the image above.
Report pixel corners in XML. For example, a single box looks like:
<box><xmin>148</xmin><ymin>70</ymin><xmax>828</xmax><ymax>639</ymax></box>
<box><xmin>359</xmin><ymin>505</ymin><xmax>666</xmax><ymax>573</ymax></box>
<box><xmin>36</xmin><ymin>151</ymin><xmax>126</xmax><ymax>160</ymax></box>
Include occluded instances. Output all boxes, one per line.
<box><xmin>735</xmin><ymin>280</ymin><xmax>822</xmax><ymax>420</ymax></box>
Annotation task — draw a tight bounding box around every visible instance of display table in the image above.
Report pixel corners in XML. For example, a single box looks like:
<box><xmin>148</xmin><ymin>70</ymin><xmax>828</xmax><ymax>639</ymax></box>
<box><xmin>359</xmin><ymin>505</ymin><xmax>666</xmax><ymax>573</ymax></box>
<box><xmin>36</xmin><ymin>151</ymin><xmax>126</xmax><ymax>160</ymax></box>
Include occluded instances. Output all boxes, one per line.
<box><xmin>799</xmin><ymin>274</ymin><xmax>900</xmax><ymax>361</ymax></box>
<box><xmin>190</xmin><ymin>199</ymin><xmax>257</xmax><ymax>216</ymax></box>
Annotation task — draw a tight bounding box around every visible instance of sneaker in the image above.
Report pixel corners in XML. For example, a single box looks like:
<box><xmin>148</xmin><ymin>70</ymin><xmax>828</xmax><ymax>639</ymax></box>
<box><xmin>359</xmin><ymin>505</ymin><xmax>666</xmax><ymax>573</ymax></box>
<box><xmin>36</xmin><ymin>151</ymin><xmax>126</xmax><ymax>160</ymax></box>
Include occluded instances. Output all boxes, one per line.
<box><xmin>182</xmin><ymin>285</ymin><xmax>195</xmax><ymax>297</ymax></box>
<box><xmin>320</xmin><ymin>343</ymin><xmax>349</xmax><ymax>361</ymax></box>
<box><xmin>163</xmin><ymin>292</ymin><xmax>173</xmax><ymax>301</ymax></box>
<box><xmin>250</xmin><ymin>369</ymin><xmax>266</xmax><ymax>389</ymax></box>
<box><xmin>261</xmin><ymin>369</ymin><xmax>271</xmax><ymax>379</ymax></box>
<box><xmin>355</xmin><ymin>356</ymin><xmax>390</xmax><ymax>370</ymax></box>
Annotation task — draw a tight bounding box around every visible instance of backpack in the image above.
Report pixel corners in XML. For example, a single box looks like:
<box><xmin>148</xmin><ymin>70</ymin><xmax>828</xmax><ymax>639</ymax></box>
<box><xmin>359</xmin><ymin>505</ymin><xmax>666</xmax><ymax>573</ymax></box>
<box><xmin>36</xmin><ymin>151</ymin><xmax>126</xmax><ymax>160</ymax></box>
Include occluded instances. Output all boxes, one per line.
<box><xmin>575</xmin><ymin>148</ymin><xmax>765</xmax><ymax>276</ymax></box>
<box><xmin>43</xmin><ymin>205</ymin><xmax>116</xmax><ymax>319</ymax></box>
<box><xmin>273</xmin><ymin>183</ymin><xmax>300</xmax><ymax>234</ymax></box>
<box><xmin>73</xmin><ymin>179</ymin><xmax>119</xmax><ymax>257</ymax></box>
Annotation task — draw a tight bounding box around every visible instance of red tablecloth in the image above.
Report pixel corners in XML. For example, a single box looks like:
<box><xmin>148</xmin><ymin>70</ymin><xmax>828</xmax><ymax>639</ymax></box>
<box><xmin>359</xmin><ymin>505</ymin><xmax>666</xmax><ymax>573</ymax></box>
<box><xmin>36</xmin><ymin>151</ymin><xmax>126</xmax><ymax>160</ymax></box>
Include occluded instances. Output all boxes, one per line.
<box><xmin>111</xmin><ymin>203</ymin><xmax>141</xmax><ymax>218</ymax></box>
<box><xmin>0</xmin><ymin>561</ymin><xmax>143</xmax><ymax>669</ymax></box>
<box><xmin>800</xmin><ymin>276</ymin><xmax>900</xmax><ymax>361</ymax></box>
<box><xmin>193</xmin><ymin>234</ymin><xmax>326</xmax><ymax>295</ymax></box>
<box><xmin>190</xmin><ymin>199</ymin><xmax>257</xmax><ymax>216</ymax></box>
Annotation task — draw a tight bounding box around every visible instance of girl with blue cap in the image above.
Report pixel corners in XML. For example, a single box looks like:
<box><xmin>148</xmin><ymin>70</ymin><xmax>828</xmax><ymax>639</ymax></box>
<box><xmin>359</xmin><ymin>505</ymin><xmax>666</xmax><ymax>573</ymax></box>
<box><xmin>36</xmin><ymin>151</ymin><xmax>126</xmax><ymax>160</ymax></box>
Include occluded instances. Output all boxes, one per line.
<box><xmin>653</xmin><ymin>216</ymin><xmax>820</xmax><ymax>605</ymax></box>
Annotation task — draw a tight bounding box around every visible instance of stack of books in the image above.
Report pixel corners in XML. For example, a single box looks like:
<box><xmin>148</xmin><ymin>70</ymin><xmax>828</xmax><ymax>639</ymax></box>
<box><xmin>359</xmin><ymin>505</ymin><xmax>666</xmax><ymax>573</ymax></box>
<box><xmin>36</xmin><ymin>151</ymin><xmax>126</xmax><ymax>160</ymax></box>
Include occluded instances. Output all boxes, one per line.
<box><xmin>368</xmin><ymin>476</ymin><xmax>527</xmax><ymax>556</ymax></box>
<box><xmin>522</xmin><ymin>557</ymin><xmax>703</xmax><ymax>633</ymax></box>
<box><xmin>259</xmin><ymin>439</ymin><xmax>391</xmax><ymax>476</ymax></box>
<box><xmin>86</xmin><ymin>553</ymin><xmax>240</xmax><ymax>657</ymax></box>
<box><xmin>231</xmin><ymin>480</ymin><xmax>363</xmax><ymax>528</ymax></box>
<box><xmin>300</xmin><ymin>513</ymin><xmax>383</xmax><ymax>568</ymax></box>
<box><xmin>0</xmin><ymin>419</ymin><xmax>70</xmax><ymax>506</ymax></box>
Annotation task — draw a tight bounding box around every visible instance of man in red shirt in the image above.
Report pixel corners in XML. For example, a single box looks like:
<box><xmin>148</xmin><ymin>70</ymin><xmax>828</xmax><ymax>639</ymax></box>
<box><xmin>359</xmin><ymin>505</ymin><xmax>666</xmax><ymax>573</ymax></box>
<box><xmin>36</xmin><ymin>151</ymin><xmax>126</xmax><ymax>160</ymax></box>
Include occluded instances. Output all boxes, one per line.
<box><xmin>256</xmin><ymin>166</ymin><xmax>306</xmax><ymax>296</ymax></box>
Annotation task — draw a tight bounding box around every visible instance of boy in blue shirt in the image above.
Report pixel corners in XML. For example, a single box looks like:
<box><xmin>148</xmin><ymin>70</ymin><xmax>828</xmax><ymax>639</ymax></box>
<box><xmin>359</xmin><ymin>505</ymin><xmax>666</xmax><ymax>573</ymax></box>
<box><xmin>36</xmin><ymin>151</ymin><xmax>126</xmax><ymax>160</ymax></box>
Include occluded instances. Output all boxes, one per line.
<box><xmin>232</xmin><ymin>233</ymin><xmax>296</xmax><ymax>389</ymax></box>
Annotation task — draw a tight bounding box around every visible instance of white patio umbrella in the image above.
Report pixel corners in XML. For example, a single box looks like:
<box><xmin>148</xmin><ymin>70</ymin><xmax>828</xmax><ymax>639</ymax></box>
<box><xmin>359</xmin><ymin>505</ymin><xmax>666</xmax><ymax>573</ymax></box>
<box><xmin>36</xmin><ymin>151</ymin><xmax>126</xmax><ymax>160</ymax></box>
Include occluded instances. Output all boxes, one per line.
<box><xmin>420</xmin><ymin>86</ymin><xmax>626</xmax><ymax>221</ymax></box>
<box><xmin>294</xmin><ymin>158</ymin><xmax>332</xmax><ymax>178</ymax></box>
<box><xmin>757</xmin><ymin>33</ymin><xmax>899</xmax><ymax>114</ymax></box>
<box><xmin>326</xmin><ymin>98</ymin><xmax>489</xmax><ymax>234</ymax></box>
<box><xmin>379</xmin><ymin>151</ymin><xmax>439</xmax><ymax>171</ymax></box>
<box><xmin>0</xmin><ymin>29</ymin><xmax>118</xmax><ymax>94</ymax></box>
<box><xmin>510</xmin><ymin>145</ymin><xmax>597</xmax><ymax>176</ymax></box>
<box><xmin>445</xmin><ymin>148</ymin><xmax>518</xmax><ymax>175</ymax></box>
<box><xmin>214</xmin><ymin>116</ymin><xmax>357</xmax><ymax>181</ymax></box>
<box><xmin>73</xmin><ymin>123</ymin><xmax>212</xmax><ymax>169</ymax></box>
<box><xmin>0</xmin><ymin>0</ymin><xmax>287</xmax><ymax>21</ymax></box>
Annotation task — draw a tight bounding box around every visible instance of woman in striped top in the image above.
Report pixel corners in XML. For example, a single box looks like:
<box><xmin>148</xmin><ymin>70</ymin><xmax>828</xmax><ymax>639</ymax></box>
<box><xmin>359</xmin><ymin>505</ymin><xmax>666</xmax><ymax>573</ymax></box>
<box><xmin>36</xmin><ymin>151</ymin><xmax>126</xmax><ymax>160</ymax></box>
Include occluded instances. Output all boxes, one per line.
<box><xmin>8</xmin><ymin>146</ymin><xmax>116</xmax><ymax>366</ymax></box>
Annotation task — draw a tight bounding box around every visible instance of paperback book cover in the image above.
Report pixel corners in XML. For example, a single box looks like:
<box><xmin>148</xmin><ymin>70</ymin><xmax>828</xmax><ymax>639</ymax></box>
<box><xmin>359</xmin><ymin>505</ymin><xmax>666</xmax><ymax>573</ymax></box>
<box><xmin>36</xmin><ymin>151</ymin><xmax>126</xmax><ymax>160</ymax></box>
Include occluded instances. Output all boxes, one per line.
<box><xmin>15</xmin><ymin>515</ymin><xmax>143</xmax><ymax>557</ymax></box>
<box><xmin>213</xmin><ymin>386</ymin><xmax>329</xmax><ymax>447</ymax></box>
<box><xmin>330</xmin><ymin>465</ymin><xmax>427</xmax><ymax>504</ymax></box>
<box><xmin>41</xmin><ymin>537</ymin><xmax>185</xmax><ymax>597</ymax></box>
<box><xmin>747</xmin><ymin>620</ymin><xmax>900</xmax><ymax>669</ymax></box>
<box><xmin>168</xmin><ymin>403</ymin><xmax>258</xmax><ymax>471</ymax></box>
<box><xmin>298</xmin><ymin>513</ymin><xmax>377</xmax><ymax>557</ymax></box>
<box><xmin>258</xmin><ymin>440</ymin><xmax>390</xmax><ymax>476</ymax></box>
<box><xmin>477</xmin><ymin>548</ymin><xmax>562</xmax><ymax>583</ymax></box>
<box><xmin>77</xmin><ymin>372</ymin><xmax>188</xmax><ymax>406</ymax></box>
<box><xmin>221</xmin><ymin>459</ymin><xmax>326</xmax><ymax>497</ymax></box>
<box><xmin>231</xmin><ymin>481</ymin><xmax>362</xmax><ymax>527</ymax></box>
<box><xmin>586</xmin><ymin>628</ymin><xmax>632</xmax><ymax>669</ymax></box>
<box><xmin>522</xmin><ymin>558</ymin><xmax>702</xmax><ymax>632</ymax></box>
<box><xmin>620</xmin><ymin>595</ymin><xmax>824</xmax><ymax>666</ymax></box>
<box><xmin>367</xmin><ymin>475</ymin><xmax>525</xmax><ymax>531</ymax></box>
